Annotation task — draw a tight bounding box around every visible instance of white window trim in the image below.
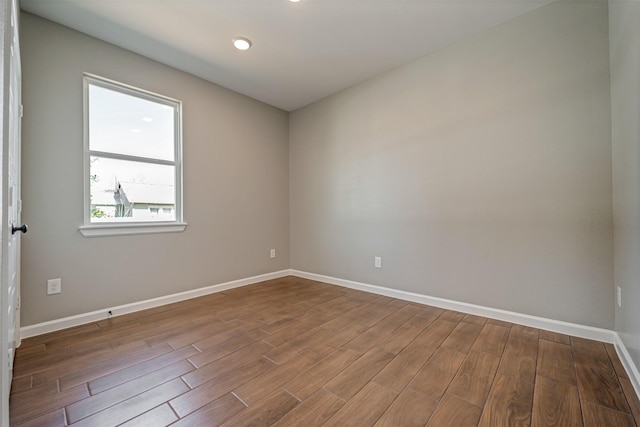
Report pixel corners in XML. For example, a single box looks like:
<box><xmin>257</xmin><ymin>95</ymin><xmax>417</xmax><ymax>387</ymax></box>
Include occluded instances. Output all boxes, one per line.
<box><xmin>80</xmin><ymin>73</ymin><xmax>187</xmax><ymax>237</ymax></box>
<box><xmin>79</xmin><ymin>222</ymin><xmax>186</xmax><ymax>237</ymax></box>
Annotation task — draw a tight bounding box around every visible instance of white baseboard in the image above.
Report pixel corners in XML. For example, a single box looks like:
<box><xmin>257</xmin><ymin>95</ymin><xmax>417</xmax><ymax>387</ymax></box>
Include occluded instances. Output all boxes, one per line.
<box><xmin>290</xmin><ymin>270</ymin><xmax>616</xmax><ymax>343</ymax></box>
<box><xmin>22</xmin><ymin>268</ymin><xmax>617</xmax><ymax>343</ymax></box>
<box><xmin>20</xmin><ymin>270</ymin><xmax>291</xmax><ymax>339</ymax></box>
<box><xmin>614</xmin><ymin>334</ymin><xmax>640</xmax><ymax>401</ymax></box>
<box><xmin>19</xmin><ymin>267</ymin><xmax>640</xmax><ymax>402</ymax></box>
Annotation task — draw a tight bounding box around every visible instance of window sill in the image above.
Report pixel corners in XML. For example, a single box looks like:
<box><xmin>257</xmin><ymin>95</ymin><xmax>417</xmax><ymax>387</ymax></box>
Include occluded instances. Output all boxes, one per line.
<box><xmin>79</xmin><ymin>222</ymin><xmax>187</xmax><ymax>237</ymax></box>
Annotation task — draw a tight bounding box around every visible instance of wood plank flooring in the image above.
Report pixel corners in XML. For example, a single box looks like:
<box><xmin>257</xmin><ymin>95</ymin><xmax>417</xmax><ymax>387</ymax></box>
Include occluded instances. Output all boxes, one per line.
<box><xmin>9</xmin><ymin>276</ymin><xmax>640</xmax><ymax>426</ymax></box>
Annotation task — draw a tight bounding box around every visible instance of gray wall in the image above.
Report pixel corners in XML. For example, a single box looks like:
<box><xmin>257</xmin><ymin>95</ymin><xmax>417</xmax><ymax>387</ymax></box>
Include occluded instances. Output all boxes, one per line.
<box><xmin>21</xmin><ymin>2</ymin><xmax>617</xmax><ymax>332</ymax></box>
<box><xmin>610</xmin><ymin>1</ymin><xmax>640</xmax><ymax>369</ymax></box>
<box><xmin>290</xmin><ymin>1</ymin><xmax>614</xmax><ymax>328</ymax></box>
<box><xmin>20</xmin><ymin>13</ymin><xmax>290</xmax><ymax>326</ymax></box>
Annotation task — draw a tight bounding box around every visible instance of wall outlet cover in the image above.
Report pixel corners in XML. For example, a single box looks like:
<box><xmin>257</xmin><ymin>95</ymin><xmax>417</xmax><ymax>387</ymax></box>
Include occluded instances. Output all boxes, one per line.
<box><xmin>617</xmin><ymin>286</ymin><xmax>622</xmax><ymax>308</ymax></box>
<box><xmin>47</xmin><ymin>278</ymin><xmax>61</xmax><ymax>295</ymax></box>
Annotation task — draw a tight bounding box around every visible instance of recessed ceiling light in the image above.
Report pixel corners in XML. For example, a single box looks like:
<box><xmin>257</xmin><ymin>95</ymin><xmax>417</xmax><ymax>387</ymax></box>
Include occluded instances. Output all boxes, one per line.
<box><xmin>233</xmin><ymin>37</ymin><xmax>252</xmax><ymax>51</ymax></box>
<box><xmin>142</xmin><ymin>117</ymin><xmax>153</xmax><ymax>122</ymax></box>
<box><xmin>289</xmin><ymin>0</ymin><xmax>301</xmax><ymax>2</ymax></box>
<box><xmin>131</xmin><ymin>129</ymin><xmax>141</xmax><ymax>133</ymax></box>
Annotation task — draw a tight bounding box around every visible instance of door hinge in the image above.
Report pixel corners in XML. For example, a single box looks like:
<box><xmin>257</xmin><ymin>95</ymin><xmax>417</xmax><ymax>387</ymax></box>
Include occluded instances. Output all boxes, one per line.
<box><xmin>19</xmin><ymin>104</ymin><xmax>23</xmax><ymax>118</ymax></box>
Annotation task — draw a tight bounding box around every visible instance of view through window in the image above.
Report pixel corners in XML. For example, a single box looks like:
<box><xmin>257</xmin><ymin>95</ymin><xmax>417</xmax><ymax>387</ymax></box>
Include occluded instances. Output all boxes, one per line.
<box><xmin>84</xmin><ymin>75</ymin><xmax>182</xmax><ymax>226</ymax></box>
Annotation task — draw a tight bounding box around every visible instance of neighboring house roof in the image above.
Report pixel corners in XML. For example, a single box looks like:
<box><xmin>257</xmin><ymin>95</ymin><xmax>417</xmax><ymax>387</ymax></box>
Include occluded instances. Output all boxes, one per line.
<box><xmin>119</xmin><ymin>181</ymin><xmax>175</xmax><ymax>205</ymax></box>
<box><xmin>92</xmin><ymin>181</ymin><xmax>174</xmax><ymax>206</ymax></box>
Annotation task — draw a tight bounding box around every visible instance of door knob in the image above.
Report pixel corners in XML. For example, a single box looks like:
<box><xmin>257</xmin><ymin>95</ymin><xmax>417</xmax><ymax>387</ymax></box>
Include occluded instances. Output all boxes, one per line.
<box><xmin>11</xmin><ymin>224</ymin><xmax>27</xmax><ymax>235</ymax></box>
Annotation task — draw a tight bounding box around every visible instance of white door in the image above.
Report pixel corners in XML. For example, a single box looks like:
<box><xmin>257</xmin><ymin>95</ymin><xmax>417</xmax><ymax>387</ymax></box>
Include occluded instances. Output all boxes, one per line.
<box><xmin>0</xmin><ymin>0</ymin><xmax>22</xmax><ymax>423</ymax></box>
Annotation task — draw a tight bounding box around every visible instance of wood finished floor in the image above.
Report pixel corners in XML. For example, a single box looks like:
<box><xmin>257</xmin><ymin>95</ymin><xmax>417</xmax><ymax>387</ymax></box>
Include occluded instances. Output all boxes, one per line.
<box><xmin>9</xmin><ymin>276</ymin><xmax>640</xmax><ymax>426</ymax></box>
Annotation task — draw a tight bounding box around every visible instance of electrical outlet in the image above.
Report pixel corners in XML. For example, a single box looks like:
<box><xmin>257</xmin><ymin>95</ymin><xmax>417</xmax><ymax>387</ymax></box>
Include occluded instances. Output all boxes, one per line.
<box><xmin>47</xmin><ymin>278</ymin><xmax>61</xmax><ymax>295</ymax></box>
<box><xmin>374</xmin><ymin>256</ymin><xmax>382</xmax><ymax>268</ymax></box>
<box><xmin>270</xmin><ymin>249</ymin><xmax>276</xmax><ymax>258</ymax></box>
<box><xmin>617</xmin><ymin>286</ymin><xmax>622</xmax><ymax>308</ymax></box>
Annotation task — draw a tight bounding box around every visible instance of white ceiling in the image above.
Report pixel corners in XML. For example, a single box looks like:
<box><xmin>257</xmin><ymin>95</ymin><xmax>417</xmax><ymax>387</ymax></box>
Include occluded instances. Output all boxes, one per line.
<box><xmin>20</xmin><ymin>0</ymin><xmax>552</xmax><ymax>111</ymax></box>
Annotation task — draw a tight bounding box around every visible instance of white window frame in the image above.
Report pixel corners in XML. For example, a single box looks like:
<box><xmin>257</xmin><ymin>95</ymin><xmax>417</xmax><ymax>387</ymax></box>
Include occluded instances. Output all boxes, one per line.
<box><xmin>79</xmin><ymin>74</ymin><xmax>186</xmax><ymax>237</ymax></box>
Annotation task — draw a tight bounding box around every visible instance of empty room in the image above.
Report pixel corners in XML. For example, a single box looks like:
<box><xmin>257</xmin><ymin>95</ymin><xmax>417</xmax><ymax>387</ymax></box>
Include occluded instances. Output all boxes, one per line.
<box><xmin>1</xmin><ymin>0</ymin><xmax>639</xmax><ymax>425</ymax></box>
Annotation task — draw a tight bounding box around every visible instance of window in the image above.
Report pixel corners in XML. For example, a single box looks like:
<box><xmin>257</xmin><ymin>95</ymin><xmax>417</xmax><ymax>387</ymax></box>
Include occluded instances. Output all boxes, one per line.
<box><xmin>80</xmin><ymin>74</ymin><xmax>186</xmax><ymax>237</ymax></box>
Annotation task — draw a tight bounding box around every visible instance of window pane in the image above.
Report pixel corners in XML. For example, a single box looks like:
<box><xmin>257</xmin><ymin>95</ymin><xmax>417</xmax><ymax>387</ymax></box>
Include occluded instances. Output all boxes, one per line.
<box><xmin>90</xmin><ymin>156</ymin><xmax>176</xmax><ymax>222</ymax></box>
<box><xmin>88</xmin><ymin>84</ymin><xmax>175</xmax><ymax>161</ymax></box>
